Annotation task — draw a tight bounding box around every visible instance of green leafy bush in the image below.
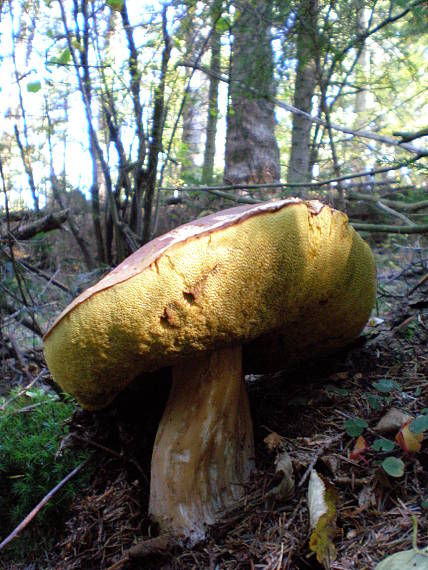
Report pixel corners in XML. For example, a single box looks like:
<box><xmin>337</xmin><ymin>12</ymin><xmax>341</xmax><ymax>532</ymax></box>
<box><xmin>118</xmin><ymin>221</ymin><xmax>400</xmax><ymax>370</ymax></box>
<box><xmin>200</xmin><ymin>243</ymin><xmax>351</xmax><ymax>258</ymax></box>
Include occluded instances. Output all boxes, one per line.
<box><xmin>0</xmin><ymin>387</ymin><xmax>90</xmax><ymax>563</ymax></box>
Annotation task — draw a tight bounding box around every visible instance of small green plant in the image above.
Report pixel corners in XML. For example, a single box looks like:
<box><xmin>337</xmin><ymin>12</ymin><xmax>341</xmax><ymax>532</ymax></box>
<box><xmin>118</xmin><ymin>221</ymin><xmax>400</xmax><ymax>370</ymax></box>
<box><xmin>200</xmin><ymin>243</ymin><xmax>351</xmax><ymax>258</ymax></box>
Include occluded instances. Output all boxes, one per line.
<box><xmin>0</xmin><ymin>387</ymin><xmax>90</xmax><ymax>563</ymax></box>
<box><xmin>410</xmin><ymin>413</ymin><xmax>428</xmax><ymax>435</ymax></box>
<box><xmin>342</xmin><ymin>380</ymin><xmax>427</xmax><ymax>484</ymax></box>
<box><xmin>381</xmin><ymin>457</ymin><xmax>405</xmax><ymax>478</ymax></box>
<box><xmin>373</xmin><ymin>438</ymin><xmax>395</xmax><ymax>452</ymax></box>
<box><xmin>344</xmin><ymin>417</ymin><xmax>368</xmax><ymax>437</ymax></box>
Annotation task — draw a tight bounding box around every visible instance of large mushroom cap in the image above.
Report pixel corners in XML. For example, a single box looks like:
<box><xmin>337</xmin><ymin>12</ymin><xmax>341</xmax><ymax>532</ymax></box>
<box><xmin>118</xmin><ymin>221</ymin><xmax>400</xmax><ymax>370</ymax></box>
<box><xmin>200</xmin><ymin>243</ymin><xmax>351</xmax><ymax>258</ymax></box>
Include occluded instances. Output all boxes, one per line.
<box><xmin>43</xmin><ymin>198</ymin><xmax>376</xmax><ymax>409</ymax></box>
<box><xmin>43</xmin><ymin>198</ymin><xmax>376</xmax><ymax>541</ymax></box>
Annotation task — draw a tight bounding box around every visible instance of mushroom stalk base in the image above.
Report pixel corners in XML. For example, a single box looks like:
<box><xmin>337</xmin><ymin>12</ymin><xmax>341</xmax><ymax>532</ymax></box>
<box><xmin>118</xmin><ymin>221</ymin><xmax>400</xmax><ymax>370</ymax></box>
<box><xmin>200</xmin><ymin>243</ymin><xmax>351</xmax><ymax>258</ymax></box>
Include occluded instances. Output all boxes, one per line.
<box><xmin>149</xmin><ymin>345</ymin><xmax>255</xmax><ymax>543</ymax></box>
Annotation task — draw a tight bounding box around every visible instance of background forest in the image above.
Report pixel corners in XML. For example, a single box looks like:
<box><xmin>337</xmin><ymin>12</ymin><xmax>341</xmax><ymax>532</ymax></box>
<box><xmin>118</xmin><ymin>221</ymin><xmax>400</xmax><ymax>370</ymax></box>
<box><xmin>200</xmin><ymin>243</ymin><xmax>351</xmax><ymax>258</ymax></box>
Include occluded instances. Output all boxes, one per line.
<box><xmin>0</xmin><ymin>0</ymin><xmax>427</xmax><ymax>568</ymax></box>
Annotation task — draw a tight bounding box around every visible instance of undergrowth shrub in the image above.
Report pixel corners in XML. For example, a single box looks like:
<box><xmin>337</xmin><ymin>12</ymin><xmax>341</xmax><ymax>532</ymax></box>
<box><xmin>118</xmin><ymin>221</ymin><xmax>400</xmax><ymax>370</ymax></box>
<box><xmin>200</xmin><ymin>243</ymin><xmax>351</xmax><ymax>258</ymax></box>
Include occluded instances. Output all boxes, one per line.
<box><xmin>0</xmin><ymin>387</ymin><xmax>90</xmax><ymax>564</ymax></box>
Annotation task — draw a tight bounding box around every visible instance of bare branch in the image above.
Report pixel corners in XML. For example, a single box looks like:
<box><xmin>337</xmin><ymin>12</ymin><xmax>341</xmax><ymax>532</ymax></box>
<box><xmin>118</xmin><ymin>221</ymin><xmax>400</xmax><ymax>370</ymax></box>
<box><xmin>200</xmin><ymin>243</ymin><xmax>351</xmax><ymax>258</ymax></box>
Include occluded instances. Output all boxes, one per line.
<box><xmin>160</xmin><ymin>155</ymin><xmax>426</xmax><ymax>194</ymax></box>
<box><xmin>0</xmin><ymin>299</ymin><xmax>43</xmax><ymax>337</ymax></box>
<box><xmin>375</xmin><ymin>201</ymin><xmax>415</xmax><ymax>226</ymax></box>
<box><xmin>1</xmin><ymin>210</ymin><xmax>69</xmax><ymax>241</ymax></box>
<box><xmin>181</xmin><ymin>61</ymin><xmax>428</xmax><ymax>156</ymax></box>
<box><xmin>0</xmin><ymin>460</ymin><xmax>88</xmax><ymax>553</ymax></box>
<box><xmin>351</xmin><ymin>222</ymin><xmax>428</xmax><ymax>234</ymax></box>
<box><xmin>393</xmin><ymin>127</ymin><xmax>428</xmax><ymax>144</ymax></box>
<box><xmin>348</xmin><ymin>192</ymin><xmax>428</xmax><ymax>212</ymax></box>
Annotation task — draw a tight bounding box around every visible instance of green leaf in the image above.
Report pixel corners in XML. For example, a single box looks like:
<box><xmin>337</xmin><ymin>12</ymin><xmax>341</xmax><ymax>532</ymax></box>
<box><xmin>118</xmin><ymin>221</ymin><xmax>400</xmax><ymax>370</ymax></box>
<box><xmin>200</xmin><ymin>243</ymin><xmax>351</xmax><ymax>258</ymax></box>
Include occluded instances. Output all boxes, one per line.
<box><xmin>375</xmin><ymin>548</ymin><xmax>428</xmax><ymax>569</ymax></box>
<box><xmin>215</xmin><ymin>17</ymin><xmax>231</xmax><ymax>34</ymax></box>
<box><xmin>382</xmin><ymin>457</ymin><xmax>405</xmax><ymax>477</ymax></box>
<box><xmin>344</xmin><ymin>418</ymin><xmax>368</xmax><ymax>437</ymax></box>
<box><xmin>50</xmin><ymin>48</ymin><xmax>71</xmax><ymax>66</ymax></box>
<box><xmin>367</xmin><ymin>394</ymin><xmax>384</xmax><ymax>410</ymax></box>
<box><xmin>58</xmin><ymin>48</ymin><xmax>71</xmax><ymax>65</ymax></box>
<box><xmin>409</xmin><ymin>415</ymin><xmax>428</xmax><ymax>434</ymax></box>
<box><xmin>373</xmin><ymin>438</ymin><xmax>395</xmax><ymax>452</ymax></box>
<box><xmin>27</xmin><ymin>81</ymin><xmax>41</xmax><ymax>93</ymax></box>
<box><xmin>372</xmin><ymin>379</ymin><xmax>400</xmax><ymax>393</ymax></box>
<box><xmin>106</xmin><ymin>0</ymin><xmax>124</xmax><ymax>11</ymax></box>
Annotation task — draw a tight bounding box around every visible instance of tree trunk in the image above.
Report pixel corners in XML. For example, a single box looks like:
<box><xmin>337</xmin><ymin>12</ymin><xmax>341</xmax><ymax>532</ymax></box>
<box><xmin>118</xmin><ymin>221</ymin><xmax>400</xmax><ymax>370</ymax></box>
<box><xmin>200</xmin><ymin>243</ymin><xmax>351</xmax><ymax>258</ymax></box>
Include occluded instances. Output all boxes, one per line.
<box><xmin>224</xmin><ymin>0</ymin><xmax>280</xmax><ymax>192</ymax></box>
<box><xmin>287</xmin><ymin>0</ymin><xmax>318</xmax><ymax>187</ymax></box>
<box><xmin>202</xmin><ymin>2</ymin><xmax>222</xmax><ymax>185</ymax></box>
<box><xmin>180</xmin><ymin>15</ymin><xmax>204</xmax><ymax>182</ymax></box>
<box><xmin>142</xmin><ymin>9</ymin><xmax>171</xmax><ymax>244</ymax></box>
<box><xmin>354</xmin><ymin>1</ymin><xmax>369</xmax><ymax>117</ymax></box>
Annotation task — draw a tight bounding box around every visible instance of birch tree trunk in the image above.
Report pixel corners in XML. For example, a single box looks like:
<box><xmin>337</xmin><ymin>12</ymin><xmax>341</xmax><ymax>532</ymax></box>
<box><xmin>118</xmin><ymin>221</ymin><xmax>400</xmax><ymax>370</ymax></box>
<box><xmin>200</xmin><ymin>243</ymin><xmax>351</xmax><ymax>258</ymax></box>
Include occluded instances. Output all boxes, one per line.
<box><xmin>287</xmin><ymin>0</ymin><xmax>318</xmax><ymax>187</ymax></box>
<box><xmin>202</xmin><ymin>1</ymin><xmax>222</xmax><ymax>185</ymax></box>
<box><xmin>224</xmin><ymin>0</ymin><xmax>280</xmax><ymax>191</ymax></box>
<box><xmin>180</xmin><ymin>9</ymin><xmax>204</xmax><ymax>182</ymax></box>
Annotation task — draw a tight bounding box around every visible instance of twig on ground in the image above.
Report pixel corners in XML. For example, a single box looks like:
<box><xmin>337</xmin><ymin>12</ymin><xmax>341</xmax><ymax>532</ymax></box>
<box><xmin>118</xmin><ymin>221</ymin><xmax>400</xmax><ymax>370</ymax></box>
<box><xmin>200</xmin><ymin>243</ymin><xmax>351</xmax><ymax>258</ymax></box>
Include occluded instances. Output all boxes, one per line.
<box><xmin>71</xmin><ymin>433</ymin><xmax>148</xmax><ymax>482</ymax></box>
<box><xmin>297</xmin><ymin>433</ymin><xmax>343</xmax><ymax>489</ymax></box>
<box><xmin>0</xmin><ymin>459</ymin><xmax>88</xmax><ymax>552</ymax></box>
<box><xmin>0</xmin><ymin>371</ymin><xmax>45</xmax><ymax>411</ymax></box>
<box><xmin>408</xmin><ymin>273</ymin><xmax>428</xmax><ymax>296</ymax></box>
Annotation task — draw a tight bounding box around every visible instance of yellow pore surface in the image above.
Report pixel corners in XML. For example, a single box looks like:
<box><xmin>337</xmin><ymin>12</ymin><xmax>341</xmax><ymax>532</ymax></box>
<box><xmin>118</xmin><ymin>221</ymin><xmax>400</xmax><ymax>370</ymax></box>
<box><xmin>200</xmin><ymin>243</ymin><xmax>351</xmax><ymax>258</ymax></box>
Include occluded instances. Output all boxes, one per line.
<box><xmin>43</xmin><ymin>202</ymin><xmax>376</xmax><ymax>409</ymax></box>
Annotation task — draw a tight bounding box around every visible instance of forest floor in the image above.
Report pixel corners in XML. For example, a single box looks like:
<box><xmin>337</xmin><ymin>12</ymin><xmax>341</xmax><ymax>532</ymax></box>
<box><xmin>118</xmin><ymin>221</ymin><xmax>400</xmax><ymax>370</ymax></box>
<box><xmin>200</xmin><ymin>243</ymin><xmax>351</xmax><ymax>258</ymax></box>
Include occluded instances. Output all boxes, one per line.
<box><xmin>2</xmin><ymin>237</ymin><xmax>427</xmax><ymax>570</ymax></box>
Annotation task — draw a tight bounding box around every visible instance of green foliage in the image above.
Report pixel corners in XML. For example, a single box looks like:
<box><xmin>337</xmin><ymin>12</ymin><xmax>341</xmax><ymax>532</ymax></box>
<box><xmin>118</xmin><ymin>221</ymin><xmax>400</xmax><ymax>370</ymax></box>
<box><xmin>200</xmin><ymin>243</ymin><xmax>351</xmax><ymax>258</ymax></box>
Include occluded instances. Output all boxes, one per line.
<box><xmin>0</xmin><ymin>388</ymin><xmax>90</xmax><ymax>562</ymax></box>
<box><xmin>344</xmin><ymin>417</ymin><xmax>368</xmax><ymax>437</ymax></box>
<box><xmin>410</xmin><ymin>414</ymin><xmax>428</xmax><ymax>435</ymax></box>
<box><xmin>27</xmin><ymin>81</ymin><xmax>42</xmax><ymax>93</ymax></box>
<box><xmin>372</xmin><ymin>379</ymin><xmax>401</xmax><ymax>393</ymax></box>
<box><xmin>106</xmin><ymin>0</ymin><xmax>124</xmax><ymax>11</ymax></box>
<box><xmin>381</xmin><ymin>457</ymin><xmax>405</xmax><ymax>478</ymax></box>
<box><xmin>49</xmin><ymin>47</ymin><xmax>71</xmax><ymax>66</ymax></box>
<box><xmin>215</xmin><ymin>16</ymin><xmax>231</xmax><ymax>33</ymax></box>
<box><xmin>366</xmin><ymin>394</ymin><xmax>384</xmax><ymax>410</ymax></box>
<box><xmin>373</xmin><ymin>438</ymin><xmax>395</xmax><ymax>452</ymax></box>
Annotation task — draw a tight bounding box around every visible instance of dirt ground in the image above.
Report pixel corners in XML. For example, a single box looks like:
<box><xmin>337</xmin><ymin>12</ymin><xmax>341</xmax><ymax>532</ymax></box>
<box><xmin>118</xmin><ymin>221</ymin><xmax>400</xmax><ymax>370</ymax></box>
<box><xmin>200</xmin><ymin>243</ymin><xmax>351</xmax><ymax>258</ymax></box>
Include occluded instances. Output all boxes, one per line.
<box><xmin>3</xmin><ymin>238</ymin><xmax>428</xmax><ymax>569</ymax></box>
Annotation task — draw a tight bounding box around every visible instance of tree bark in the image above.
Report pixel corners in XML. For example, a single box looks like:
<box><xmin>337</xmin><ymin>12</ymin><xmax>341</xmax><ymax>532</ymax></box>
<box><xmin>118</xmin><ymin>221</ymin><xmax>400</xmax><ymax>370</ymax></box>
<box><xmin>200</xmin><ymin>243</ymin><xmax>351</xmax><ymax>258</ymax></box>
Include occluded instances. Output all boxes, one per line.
<box><xmin>287</xmin><ymin>0</ymin><xmax>318</xmax><ymax>186</ymax></box>
<box><xmin>224</xmin><ymin>0</ymin><xmax>280</xmax><ymax>191</ymax></box>
<box><xmin>202</xmin><ymin>1</ymin><xmax>222</xmax><ymax>185</ymax></box>
<box><xmin>180</xmin><ymin>9</ymin><xmax>204</xmax><ymax>182</ymax></box>
<box><xmin>142</xmin><ymin>9</ymin><xmax>171</xmax><ymax>245</ymax></box>
<box><xmin>2</xmin><ymin>210</ymin><xmax>69</xmax><ymax>241</ymax></box>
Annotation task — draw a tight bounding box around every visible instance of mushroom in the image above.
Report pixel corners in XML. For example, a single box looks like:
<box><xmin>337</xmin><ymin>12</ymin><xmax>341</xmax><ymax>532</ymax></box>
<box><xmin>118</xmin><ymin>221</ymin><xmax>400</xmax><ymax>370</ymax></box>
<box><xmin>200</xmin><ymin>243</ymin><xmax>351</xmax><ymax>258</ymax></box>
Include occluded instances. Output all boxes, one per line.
<box><xmin>43</xmin><ymin>198</ymin><xmax>376</xmax><ymax>543</ymax></box>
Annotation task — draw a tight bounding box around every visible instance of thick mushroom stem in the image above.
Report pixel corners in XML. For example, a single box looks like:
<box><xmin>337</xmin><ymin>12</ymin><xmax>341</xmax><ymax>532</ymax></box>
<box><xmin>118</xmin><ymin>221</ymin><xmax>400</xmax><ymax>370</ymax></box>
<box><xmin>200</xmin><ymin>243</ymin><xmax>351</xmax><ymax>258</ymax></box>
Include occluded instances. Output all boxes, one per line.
<box><xmin>149</xmin><ymin>345</ymin><xmax>255</xmax><ymax>543</ymax></box>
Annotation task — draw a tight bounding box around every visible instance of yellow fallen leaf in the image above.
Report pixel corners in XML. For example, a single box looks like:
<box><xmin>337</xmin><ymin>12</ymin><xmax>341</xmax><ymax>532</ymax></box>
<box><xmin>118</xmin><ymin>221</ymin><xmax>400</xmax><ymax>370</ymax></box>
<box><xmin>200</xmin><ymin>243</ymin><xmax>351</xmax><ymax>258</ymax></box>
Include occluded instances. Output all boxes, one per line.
<box><xmin>308</xmin><ymin>470</ymin><xmax>338</xmax><ymax>568</ymax></box>
<box><xmin>350</xmin><ymin>435</ymin><xmax>367</xmax><ymax>461</ymax></box>
<box><xmin>396</xmin><ymin>420</ymin><xmax>423</xmax><ymax>454</ymax></box>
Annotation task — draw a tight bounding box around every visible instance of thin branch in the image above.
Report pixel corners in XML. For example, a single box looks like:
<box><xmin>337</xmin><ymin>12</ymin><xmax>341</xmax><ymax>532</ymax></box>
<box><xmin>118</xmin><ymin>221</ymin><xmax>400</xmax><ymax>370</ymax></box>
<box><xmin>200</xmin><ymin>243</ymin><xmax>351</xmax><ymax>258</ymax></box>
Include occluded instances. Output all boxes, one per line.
<box><xmin>375</xmin><ymin>201</ymin><xmax>415</xmax><ymax>226</ymax></box>
<box><xmin>1</xmin><ymin>210</ymin><xmax>69</xmax><ymax>241</ymax></box>
<box><xmin>17</xmin><ymin>259</ymin><xmax>71</xmax><ymax>294</ymax></box>
<box><xmin>351</xmin><ymin>222</ymin><xmax>428</xmax><ymax>234</ymax></box>
<box><xmin>0</xmin><ymin>372</ymin><xmax>44</xmax><ymax>412</ymax></box>
<box><xmin>0</xmin><ymin>460</ymin><xmax>88</xmax><ymax>552</ymax></box>
<box><xmin>393</xmin><ymin>127</ymin><xmax>428</xmax><ymax>144</ymax></box>
<box><xmin>0</xmin><ymin>155</ymin><xmax>41</xmax><ymax>335</ymax></box>
<box><xmin>0</xmin><ymin>299</ymin><xmax>43</xmax><ymax>337</ymax></box>
<box><xmin>160</xmin><ymin>155</ymin><xmax>426</xmax><ymax>193</ymax></box>
<box><xmin>181</xmin><ymin>61</ymin><xmax>428</xmax><ymax>156</ymax></box>
<box><xmin>329</xmin><ymin>0</ymin><xmax>427</xmax><ymax>82</ymax></box>
<box><xmin>347</xmin><ymin>192</ymin><xmax>428</xmax><ymax>212</ymax></box>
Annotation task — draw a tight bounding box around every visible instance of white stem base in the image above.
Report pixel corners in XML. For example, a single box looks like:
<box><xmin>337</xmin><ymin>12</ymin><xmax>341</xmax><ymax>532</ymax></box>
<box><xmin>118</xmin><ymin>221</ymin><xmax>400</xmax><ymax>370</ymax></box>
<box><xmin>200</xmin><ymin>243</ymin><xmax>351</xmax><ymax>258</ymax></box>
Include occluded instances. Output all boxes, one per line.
<box><xmin>149</xmin><ymin>346</ymin><xmax>255</xmax><ymax>543</ymax></box>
